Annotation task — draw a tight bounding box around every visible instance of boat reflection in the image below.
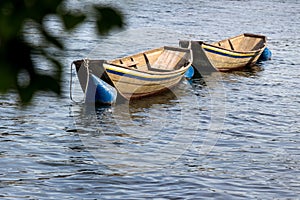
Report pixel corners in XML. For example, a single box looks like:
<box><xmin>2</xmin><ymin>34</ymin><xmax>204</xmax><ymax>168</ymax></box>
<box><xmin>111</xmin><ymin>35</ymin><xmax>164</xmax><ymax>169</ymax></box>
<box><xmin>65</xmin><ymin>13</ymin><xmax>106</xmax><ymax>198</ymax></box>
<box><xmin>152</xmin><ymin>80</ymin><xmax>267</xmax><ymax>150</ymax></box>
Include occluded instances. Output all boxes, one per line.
<box><xmin>70</xmin><ymin>80</ymin><xmax>205</xmax><ymax>173</ymax></box>
<box><xmin>226</xmin><ymin>64</ymin><xmax>264</xmax><ymax>77</ymax></box>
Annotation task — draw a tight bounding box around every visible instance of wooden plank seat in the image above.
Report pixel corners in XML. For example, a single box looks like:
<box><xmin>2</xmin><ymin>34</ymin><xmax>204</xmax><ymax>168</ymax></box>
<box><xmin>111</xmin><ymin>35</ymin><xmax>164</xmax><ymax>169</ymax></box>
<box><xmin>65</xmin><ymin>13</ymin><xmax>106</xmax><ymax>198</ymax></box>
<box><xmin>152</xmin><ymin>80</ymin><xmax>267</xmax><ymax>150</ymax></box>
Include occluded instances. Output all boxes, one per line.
<box><xmin>152</xmin><ymin>50</ymin><xmax>182</xmax><ymax>70</ymax></box>
<box><xmin>118</xmin><ymin>61</ymin><xmax>139</xmax><ymax>68</ymax></box>
<box><xmin>143</xmin><ymin>50</ymin><xmax>183</xmax><ymax>72</ymax></box>
<box><xmin>116</xmin><ymin>57</ymin><xmax>139</xmax><ymax>68</ymax></box>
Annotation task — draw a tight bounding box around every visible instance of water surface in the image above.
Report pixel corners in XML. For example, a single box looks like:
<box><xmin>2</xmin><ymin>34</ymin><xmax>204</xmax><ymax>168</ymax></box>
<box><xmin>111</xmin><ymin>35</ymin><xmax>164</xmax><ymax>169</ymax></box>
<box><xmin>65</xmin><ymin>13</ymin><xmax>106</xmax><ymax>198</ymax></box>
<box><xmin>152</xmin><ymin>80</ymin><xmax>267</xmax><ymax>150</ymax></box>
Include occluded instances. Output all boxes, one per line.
<box><xmin>0</xmin><ymin>0</ymin><xmax>299</xmax><ymax>199</ymax></box>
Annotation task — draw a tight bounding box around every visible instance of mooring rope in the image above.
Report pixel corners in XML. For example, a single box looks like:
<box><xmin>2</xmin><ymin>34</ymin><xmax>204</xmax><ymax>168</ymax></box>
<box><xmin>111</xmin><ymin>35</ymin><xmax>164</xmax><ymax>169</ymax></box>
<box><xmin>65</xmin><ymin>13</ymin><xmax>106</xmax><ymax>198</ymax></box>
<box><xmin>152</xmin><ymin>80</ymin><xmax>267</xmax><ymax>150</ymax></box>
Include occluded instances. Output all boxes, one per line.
<box><xmin>69</xmin><ymin>59</ymin><xmax>90</xmax><ymax>104</ymax></box>
<box><xmin>69</xmin><ymin>62</ymin><xmax>78</xmax><ymax>103</ymax></box>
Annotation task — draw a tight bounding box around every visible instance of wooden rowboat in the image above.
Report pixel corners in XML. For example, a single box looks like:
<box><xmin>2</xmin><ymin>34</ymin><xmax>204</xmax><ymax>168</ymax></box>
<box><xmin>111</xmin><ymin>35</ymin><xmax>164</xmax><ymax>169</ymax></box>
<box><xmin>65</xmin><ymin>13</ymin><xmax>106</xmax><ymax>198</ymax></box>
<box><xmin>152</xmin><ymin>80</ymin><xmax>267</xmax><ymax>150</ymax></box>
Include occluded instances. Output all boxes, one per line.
<box><xmin>180</xmin><ymin>33</ymin><xmax>268</xmax><ymax>73</ymax></box>
<box><xmin>71</xmin><ymin>46</ymin><xmax>192</xmax><ymax>105</ymax></box>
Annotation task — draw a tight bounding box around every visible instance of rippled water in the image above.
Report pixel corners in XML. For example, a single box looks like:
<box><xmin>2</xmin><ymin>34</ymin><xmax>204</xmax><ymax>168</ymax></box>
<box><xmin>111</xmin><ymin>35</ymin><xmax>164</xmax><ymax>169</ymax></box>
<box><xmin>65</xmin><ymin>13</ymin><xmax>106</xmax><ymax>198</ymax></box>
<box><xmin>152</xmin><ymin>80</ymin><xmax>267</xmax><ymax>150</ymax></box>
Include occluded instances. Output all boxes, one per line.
<box><xmin>1</xmin><ymin>0</ymin><xmax>300</xmax><ymax>199</ymax></box>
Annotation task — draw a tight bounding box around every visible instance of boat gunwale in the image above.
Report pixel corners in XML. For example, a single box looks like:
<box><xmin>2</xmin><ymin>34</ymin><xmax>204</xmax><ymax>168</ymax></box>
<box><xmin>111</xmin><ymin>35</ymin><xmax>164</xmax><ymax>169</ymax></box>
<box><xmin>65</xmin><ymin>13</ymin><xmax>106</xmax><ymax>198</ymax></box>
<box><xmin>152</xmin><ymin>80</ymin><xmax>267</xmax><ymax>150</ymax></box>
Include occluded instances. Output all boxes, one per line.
<box><xmin>103</xmin><ymin>46</ymin><xmax>192</xmax><ymax>100</ymax></box>
<box><xmin>107</xmin><ymin>45</ymin><xmax>191</xmax><ymax>64</ymax></box>
<box><xmin>202</xmin><ymin>33</ymin><xmax>267</xmax><ymax>55</ymax></box>
<box><xmin>202</xmin><ymin>43</ymin><xmax>263</xmax><ymax>54</ymax></box>
<box><xmin>103</xmin><ymin>62</ymin><xmax>190</xmax><ymax>78</ymax></box>
<box><xmin>103</xmin><ymin>45</ymin><xmax>192</xmax><ymax>77</ymax></box>
<box><xmin>201</xmin><ymin>44</ymin><xmax>263</xmax><ymax>59</ymax></box>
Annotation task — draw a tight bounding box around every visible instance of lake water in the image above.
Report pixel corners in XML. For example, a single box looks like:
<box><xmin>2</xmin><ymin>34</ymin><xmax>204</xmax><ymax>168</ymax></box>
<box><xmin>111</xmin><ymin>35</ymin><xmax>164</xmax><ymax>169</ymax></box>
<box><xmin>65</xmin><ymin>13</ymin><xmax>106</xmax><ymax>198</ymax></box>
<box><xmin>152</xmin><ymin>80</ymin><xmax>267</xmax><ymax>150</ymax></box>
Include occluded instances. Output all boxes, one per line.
<box><xmin>1</xmin><ymin>0</ymin><xmax>300</xmax><ymax>199</ymax></box>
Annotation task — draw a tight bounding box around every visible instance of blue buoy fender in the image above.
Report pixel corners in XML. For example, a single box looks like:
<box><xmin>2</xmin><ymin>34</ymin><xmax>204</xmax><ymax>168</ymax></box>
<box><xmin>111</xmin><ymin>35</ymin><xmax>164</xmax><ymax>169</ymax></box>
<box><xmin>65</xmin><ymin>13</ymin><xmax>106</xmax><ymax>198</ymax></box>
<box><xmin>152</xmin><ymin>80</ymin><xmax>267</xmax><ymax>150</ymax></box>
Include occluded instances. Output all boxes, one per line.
<box><xmin>184</xmin><ymin>66</ymin><xmax>195</xmax><ymax>79</ymax></box>
<box><xmin>259</xmin><ymin>47</ymin><xmax>272</xmax><ymax>61</ymax></box>
<box><xmin>85</xmin><ymin>74</ymin><xmax>117</xmax><ymax>105</ymax></box>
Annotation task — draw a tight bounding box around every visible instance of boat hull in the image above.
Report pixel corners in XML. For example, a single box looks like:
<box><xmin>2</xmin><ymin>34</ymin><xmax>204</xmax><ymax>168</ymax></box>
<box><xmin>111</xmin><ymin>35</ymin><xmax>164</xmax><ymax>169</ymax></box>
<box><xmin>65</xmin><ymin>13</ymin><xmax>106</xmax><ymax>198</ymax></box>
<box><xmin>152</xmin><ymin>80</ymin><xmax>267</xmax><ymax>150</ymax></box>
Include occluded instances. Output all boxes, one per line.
<box><xmin>103</xmin><ymin>63</ymin><xmax>188</xmax><ymax>99</ymax></box>
<box><xmin>103</xmin><ymin>46</ymin><xmax>192</xmax><ymax>100</ymax></box>
<box><xmin>72</xmin><ymin>46</ymin><xmax>192</xmax><ymax>104</ymax></box>
<box><xmin>180</xmin><ymin>33</ymin><xmax>268</xmax><ymax>73</ymax></box>
<box><xmin>202</xmin><ymin>43</ymin><xmax>264</xmax><ymax>71</ymax></box>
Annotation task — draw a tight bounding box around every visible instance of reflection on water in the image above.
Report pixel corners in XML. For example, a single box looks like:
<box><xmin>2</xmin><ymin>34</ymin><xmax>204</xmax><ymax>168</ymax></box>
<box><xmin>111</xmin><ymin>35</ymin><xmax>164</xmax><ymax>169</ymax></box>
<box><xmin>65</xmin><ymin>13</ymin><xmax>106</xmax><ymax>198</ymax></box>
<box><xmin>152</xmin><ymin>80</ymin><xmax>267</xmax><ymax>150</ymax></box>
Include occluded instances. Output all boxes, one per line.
<box><xmin>73</xmin><ymin>81</ymin><xmax>206</xmax><ymax>173</ymax></box>
<box><xmin>1</xmin><ymin>0</ymin><xmax>300</xmax><ymax>199</ymax></box>
<box><xmin>229</xmin><ymin>64</ymin><xmax>264</xmax><ymax>77</ymax></box>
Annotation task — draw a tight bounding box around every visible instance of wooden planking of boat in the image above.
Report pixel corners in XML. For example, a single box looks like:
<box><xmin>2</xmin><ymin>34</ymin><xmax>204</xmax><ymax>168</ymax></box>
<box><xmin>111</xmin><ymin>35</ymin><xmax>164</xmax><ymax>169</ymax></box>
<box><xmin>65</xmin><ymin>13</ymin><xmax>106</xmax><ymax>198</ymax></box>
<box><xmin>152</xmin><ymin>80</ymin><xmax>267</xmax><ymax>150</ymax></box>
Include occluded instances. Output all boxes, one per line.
<box><xmin>71</xmin><ymin>46</ymin><xmax>192</xmax><ymax>105</ymax></box>
<box><xmin>180</xmin><ymin>33</ymin><xmax>268</xmax><ymax>72</ymax></box>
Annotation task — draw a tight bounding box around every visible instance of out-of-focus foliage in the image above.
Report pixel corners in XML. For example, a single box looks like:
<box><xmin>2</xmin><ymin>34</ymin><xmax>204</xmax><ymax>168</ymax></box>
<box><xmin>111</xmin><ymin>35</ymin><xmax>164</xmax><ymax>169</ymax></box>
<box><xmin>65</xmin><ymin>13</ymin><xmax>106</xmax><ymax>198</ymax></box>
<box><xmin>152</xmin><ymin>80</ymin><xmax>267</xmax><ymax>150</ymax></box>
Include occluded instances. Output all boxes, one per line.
<box><xmin>0</xmin><ymin>0</ymin><xmax>124</xmax><ymax>105</ymax></box>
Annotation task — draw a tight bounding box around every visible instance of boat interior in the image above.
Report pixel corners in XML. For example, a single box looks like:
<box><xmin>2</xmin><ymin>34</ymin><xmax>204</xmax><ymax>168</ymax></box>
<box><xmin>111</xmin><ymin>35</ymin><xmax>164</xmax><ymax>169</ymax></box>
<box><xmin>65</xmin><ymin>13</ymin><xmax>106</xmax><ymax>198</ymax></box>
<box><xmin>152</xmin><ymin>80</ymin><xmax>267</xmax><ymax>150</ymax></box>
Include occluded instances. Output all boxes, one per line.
<box><xmin>211</xmin><ymin>34</ymin><xmax>266</xmax><ymax>52</ymax></box>
<box><xmin>108</xmin><ymin>46</ymin><xmax>190</xmax><ymax>72</ymax></box>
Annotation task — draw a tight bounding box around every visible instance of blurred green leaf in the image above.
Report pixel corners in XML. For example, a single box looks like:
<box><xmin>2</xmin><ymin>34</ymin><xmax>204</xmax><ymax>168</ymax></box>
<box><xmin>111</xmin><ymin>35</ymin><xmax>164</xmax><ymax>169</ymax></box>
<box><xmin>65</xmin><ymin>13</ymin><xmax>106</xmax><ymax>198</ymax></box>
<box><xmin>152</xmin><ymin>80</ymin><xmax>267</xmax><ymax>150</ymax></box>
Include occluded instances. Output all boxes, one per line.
<box><xmin>5</xmin><ymin>38</ymin><xmax>34</xmax><ymax>74</ymax></box>
<box><xmin>17</xmin><ymin>74</ymin><xmax>61</xmax><ymax>104</ymax></box>
<box><xmin>0</xmin><ymin>0</ymin><xmax>125</xmax><ymax>106</ymax></box>
<box><xmin>40</xmin><ymin>49</ymin><xmax>63</xmax><ymax>81</ymax></box>
<box><xmin>0</xmin><ymin>2</ymin><xmax>24</xmax><ymax>39</ymax></box>
<box><xmin>25</xmin><ymin>0</ymin><xmax>63</xmax><ymax>23</ymax></box>
<box><xmin>34</xmin><ymin>74</ymin><xmax>61</xmax><ymax>94</ymax></box>
<box><xmin>94</xmin><ymin>6</ymin><xmax>124</xmax><ymax>35</ymax></box>
<box><xmin>61</xmin><ymin>12</ymin><xmax>86</xmax><ymax>30</ymax></box>
<box><xmin>0</xmin><ymin>66</ymin><xmax>15</xmax><ymax>93</ymax></box>
<box><xmin>40</xmin><ymin>26</ymin><xmax>64</xmax><ymax>49</ymax></box>
<box><xmin>17</xmin><ymin>83</ymin><xmax>35</xmax><ymax>104</ymax></box>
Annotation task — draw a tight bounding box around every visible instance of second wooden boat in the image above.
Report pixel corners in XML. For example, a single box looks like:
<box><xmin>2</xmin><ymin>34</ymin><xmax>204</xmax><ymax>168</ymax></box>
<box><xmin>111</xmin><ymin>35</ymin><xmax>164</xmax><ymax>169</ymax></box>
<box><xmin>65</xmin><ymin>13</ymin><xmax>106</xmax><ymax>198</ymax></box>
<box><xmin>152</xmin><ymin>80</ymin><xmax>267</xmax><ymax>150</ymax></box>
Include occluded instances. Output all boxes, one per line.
<box><xmin>71</xmin><ymin>46</ymin><xmax>192</xmax><ymax>104</ymax></box>
<box><xmin>180</xmin><ymin>33</ymin><xmax>268</xmax><ymax>72</ymax></box>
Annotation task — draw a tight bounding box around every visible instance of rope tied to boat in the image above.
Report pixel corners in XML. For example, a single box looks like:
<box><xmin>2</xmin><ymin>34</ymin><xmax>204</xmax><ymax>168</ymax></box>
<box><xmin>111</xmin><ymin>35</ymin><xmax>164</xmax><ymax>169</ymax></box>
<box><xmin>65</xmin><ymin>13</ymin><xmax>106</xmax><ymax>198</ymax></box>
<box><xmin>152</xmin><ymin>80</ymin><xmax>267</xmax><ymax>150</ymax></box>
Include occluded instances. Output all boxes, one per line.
<box><xmin>70</xmin><ymin>58</ymin><xmax>90</xmax><ymax>104</ymax></box>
